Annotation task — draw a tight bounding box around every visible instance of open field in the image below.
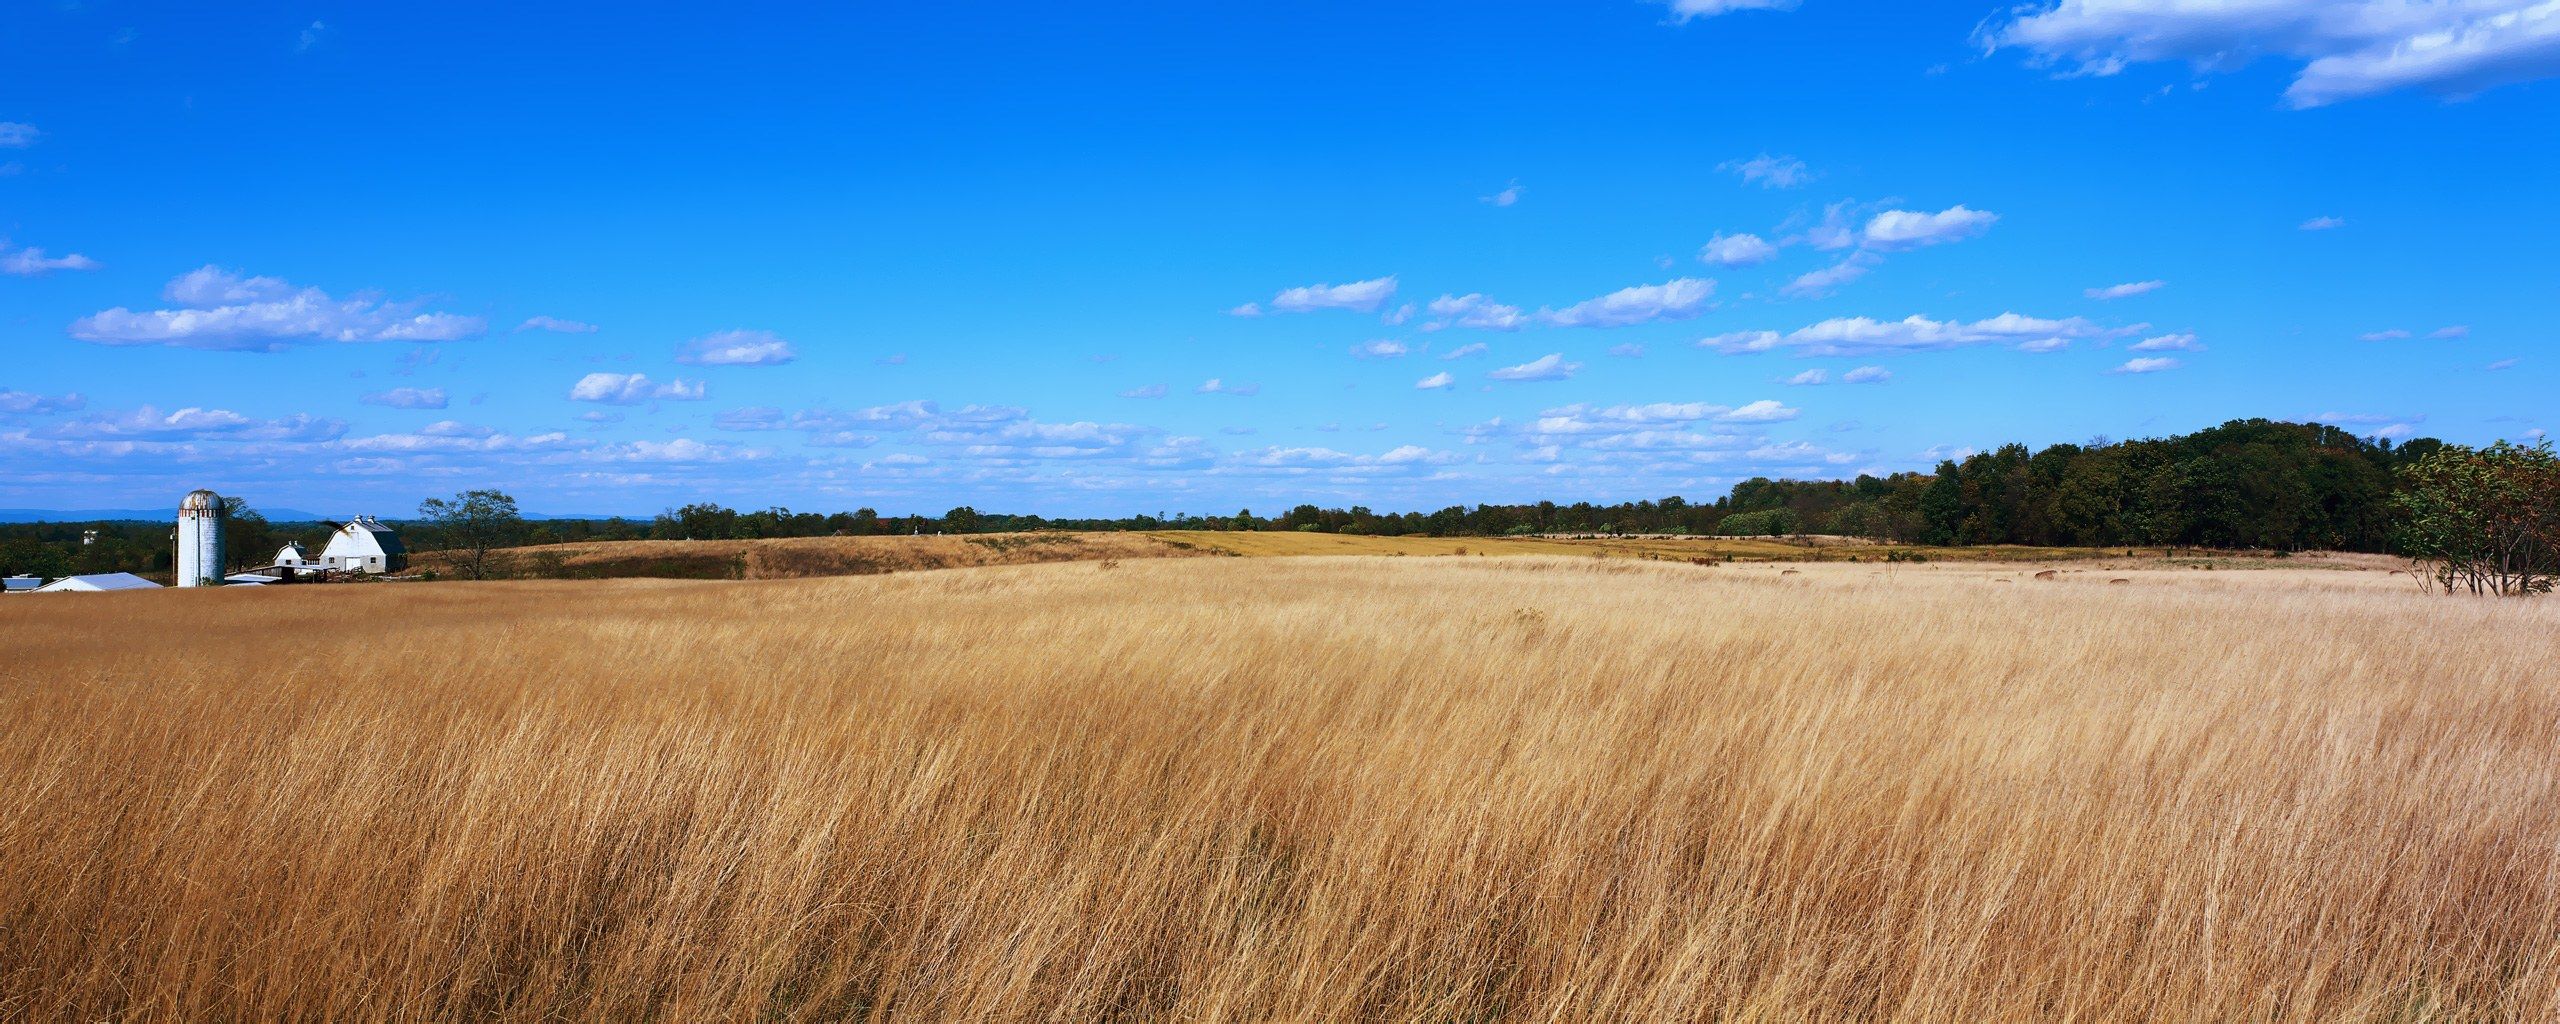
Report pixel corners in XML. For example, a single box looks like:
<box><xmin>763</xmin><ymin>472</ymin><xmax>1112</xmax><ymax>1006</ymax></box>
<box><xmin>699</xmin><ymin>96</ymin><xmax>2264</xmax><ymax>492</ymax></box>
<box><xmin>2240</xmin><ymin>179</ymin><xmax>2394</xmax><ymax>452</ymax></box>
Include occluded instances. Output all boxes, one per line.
<box><xmin>414</xmin><ymin>531</ymin><xmax>1206</xmax><ymax>580</ymax></box>
<box><xmin>5</xmin><ymin>558</ymin><xmax>2555</xmax><ymax>1020</ymax></box>
<box><xmin>427</xmin><ymin>529</ymin><xmax>2382</xmax><ymax>581</ymax></box>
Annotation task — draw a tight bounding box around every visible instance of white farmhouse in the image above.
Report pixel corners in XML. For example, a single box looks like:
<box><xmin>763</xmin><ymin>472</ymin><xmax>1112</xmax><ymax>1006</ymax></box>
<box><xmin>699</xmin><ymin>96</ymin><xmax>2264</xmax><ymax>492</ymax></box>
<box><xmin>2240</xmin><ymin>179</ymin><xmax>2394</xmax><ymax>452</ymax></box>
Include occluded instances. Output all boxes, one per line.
<box><xmin>319</xmin><ymin>516</ymin><xmax>407</xmax><ymax>573</ymax></box>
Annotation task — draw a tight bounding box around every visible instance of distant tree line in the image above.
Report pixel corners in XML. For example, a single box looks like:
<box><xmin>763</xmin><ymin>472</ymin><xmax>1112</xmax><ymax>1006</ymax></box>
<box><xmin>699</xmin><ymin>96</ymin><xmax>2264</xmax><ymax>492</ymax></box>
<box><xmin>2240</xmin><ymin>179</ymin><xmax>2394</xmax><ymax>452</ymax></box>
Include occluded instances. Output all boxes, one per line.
<box><xmin>3</xmin><ymin>421</ymin><xmax>2546</xmax><ymax>586</ymax></box>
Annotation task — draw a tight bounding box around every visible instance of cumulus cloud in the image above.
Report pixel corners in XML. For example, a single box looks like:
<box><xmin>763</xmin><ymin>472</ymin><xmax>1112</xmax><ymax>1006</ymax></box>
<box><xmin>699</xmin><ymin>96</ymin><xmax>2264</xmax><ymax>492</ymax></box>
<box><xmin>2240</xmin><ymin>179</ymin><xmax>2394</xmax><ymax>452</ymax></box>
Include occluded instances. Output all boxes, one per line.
<box><xmin>70</xmin><ymin>266</ymin><xmax>487</xmax><ymax>351</ymax></box>
<box><xmin>1196</xmin><ymin>378</ymin><xmax>1261</xmax><ymax>396</ymax></box>
<box><xmin>1487</xmin><ymin>353</ymin><xmax>1582</xmax><ymax>382</ymax></box>
<box><xmin>1700</xmin><ymin>232</ymin><xmax>1780</xmax><ymax>267</ymax></box>
<box><xmin>1265</xmin><ymin>276</ymin><xmax>1398</xmax><ymax>314</ymax></box>
<box><xmin>568</xmin><ymin>372</ymin><xmax>707</xmax><ymax>404</ymax></box>
<box><xmin>1</xmin><ymin>242</ymin><xmax>100</xmax><ymax>276</ymax></box>
<box><xmin>2301</xmin><ymin>216</ymin><xmax>2347</xmax><ymax>230</ymax></box>
<box><xmin>360</xmin><ymin>386</ymin><xmax>449</xmax><ymax>409</ymax></box>
<box><xmin>0</xmin><ymin>123</ymin><xmax>37</xmax><ymax>148</ymax></box>
<box><xmin>1538</xmin><ymin>278</ymin><xmax>1715</xmax><ymax>328</ymax></box>
<box><xmin>1985</xmin><ymin>0</ymin><xmax>2560</xmax><ymax>107</ymax></box>
<box><xmin>1701</xmin><ymin>312</ymin><xmax>2125</xmax><ymax>356</ymax></box>
<box><xmin>1721</xmin><ymin>399</ymin><xmax>1799</xmax><ymax>423</ymax></box>
<box><xmin>2129</xmin><ymin>332</ymin><xmax>2204</xmax><ymax>352</ymax></box>
<box><xmin>2108</xmin><ymin>356</ymin><xmax>2182</xmax><ymax>374</ymax></box>
<box><xmin>2488</xmin><ymin>357</ymin><xmax>2519</xmax><ymax>371</ymax></box>
<box><xmin>517</xmin><ymin>315</ymin><xmax>598</xmax><ymax>333</ymax></box>
<box><xmin>1781</xmin><ymin>254</ymin><xmax>1878</xmax><ymax>298</ymax></box>
<box><xmin>1720</xmin><ymin>153</ymin><xmax>1813</xmax><ymax>187</ymax></box>
<box><xmin>0</xmin><ymin>389</ymin><xmax>84</xmax><ymax>414</ymax></box>
<box><xmin>2360</xmin><ymin>328</ymin><xmax>2413</xmax><ymax>341</ymax></box>
<box><xmin>1352</xmin><ymin>339</ymin><xmax>1409</xmax><ymax>359</ymax></box>
<box><xmin>2086</xmin><ymin>280</ymin><xmax>2165</xmax><ymax>300</ymax></box>
<box><xmin>676</xmin><ymin>329</ymin><xmax>797</xmax><ymax>366</ymax></box>
<box><xmin>1862</xmin><ymin>205</ymin><xmax>1999</xmax><ymax>251</ymax></box>
<box><xmin>1785</xmin><ymin>368</ymin><xmax>1830</xmax><ymax>386</ymax></box>
<box><xmin>1227</xmin><ymin>302</ymin><xmax>1264</xmax><ymax>317</ymax></box>
<box><xmin>2429</xmin><ymin>325</ymin><xmax>2472</xmax><ymax>339</ymax></box>
<box><xmin>1415</xmin><ymin>371</ymin><xmax>1456</xmax><ymax>390</ymax></box>
<box><xmin>1480</xmin><ymin>181</ymin><xmax>1524</xmax><ymax>206</ymax></box>
<box><xmin>1423</xmin><ymin>294</ymin><xmax>1528</xmax><ymax>332</ymax></box>
<box><xmin>1841</xmin><ymin>365</ymin><xmax>1892</xmax><ymax>383</ymax></box>
<box><xmin>1441</xmin><ymin>342</ymin><xmax>1490</xmax><ymax>359</ymax></box>
<box><xmin>53</xmin><ymin>405</ymin><xmax>347</xmax><ymax>442</ymax></box>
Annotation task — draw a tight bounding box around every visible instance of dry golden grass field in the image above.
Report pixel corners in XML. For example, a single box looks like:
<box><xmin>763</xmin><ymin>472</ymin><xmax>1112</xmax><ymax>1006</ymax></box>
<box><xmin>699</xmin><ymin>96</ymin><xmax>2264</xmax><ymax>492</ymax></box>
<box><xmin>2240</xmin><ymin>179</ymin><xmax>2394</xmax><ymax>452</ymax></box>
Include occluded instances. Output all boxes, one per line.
<box><xmin>4</xmin><ymin>555</ymin><xmax>2557</xmax><ymax>1021</ymax></box>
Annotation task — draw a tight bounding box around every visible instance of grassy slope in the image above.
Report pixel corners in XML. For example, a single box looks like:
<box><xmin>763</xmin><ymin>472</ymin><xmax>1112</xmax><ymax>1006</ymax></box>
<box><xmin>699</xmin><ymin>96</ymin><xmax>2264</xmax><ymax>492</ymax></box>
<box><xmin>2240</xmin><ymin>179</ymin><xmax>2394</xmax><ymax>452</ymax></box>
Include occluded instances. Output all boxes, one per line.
<box><xmin>3</xmin><ymin>557</ymin><xmax>2551</xmax><ymax>1020</ymax></box>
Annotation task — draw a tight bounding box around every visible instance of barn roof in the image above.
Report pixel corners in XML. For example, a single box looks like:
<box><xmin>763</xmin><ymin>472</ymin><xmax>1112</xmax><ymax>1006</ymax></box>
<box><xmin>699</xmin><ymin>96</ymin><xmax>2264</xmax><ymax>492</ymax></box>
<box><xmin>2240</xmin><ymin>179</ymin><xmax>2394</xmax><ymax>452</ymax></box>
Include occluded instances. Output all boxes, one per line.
<box><xmin>35</xmin><ymin>572</ymin><xmax>164</xmax><ymax>592</ymax></box>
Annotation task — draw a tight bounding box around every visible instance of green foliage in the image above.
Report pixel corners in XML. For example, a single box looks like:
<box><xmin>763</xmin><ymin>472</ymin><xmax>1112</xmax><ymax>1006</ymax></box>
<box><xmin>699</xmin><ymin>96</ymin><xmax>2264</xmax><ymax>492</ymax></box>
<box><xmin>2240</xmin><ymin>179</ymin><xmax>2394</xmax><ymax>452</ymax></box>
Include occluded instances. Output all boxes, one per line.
<box><xmin>1716</xmin><ymin>508</ymin><xmax>1801</xmax><ymax>537</ymax></box>
<box><xmin>416</xmin><ymin>489</ymin><xmax>524</xmax><ymax>580</ymax></box>
<box><xmin>2392</xmin><ymin>441</ymin><xmax>2559</xmax><ymax>596</ymax></box>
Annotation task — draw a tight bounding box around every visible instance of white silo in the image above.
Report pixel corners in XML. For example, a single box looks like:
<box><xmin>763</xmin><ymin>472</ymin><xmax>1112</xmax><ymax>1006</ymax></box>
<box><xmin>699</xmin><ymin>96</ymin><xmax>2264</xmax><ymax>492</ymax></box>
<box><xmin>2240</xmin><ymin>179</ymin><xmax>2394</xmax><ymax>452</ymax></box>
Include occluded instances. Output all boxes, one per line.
<box><xmin>176</xmin><ymin>489</ymin><xmax>226</xmax><ymax>587</ymax></box>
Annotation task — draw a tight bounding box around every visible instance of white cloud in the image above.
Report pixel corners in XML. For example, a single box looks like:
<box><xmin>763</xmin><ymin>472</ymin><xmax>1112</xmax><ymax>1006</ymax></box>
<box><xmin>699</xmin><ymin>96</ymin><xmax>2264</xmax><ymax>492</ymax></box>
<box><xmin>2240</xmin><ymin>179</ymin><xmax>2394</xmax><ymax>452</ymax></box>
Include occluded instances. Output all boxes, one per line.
<box><xmin>2429</xmin><ymin>325</ymin><xmax>2472</xmax><ymax>339</ymax></box>
<box><xmin>1700</xmin><ymin>232</ymin><xmax>1780</xmax><ymax>267</ymax></box>
<box><xmin>1842</xmin><ymin>365</ymin><xmax>1893</xmax><ymax>383</ymax></box>
<box><xmin>297</xmin><ymin>20</ymin><xmax>326</xmax><ymax>52</ymax></box>
<box><xmin>1785</xmin><ymin>368</ymin><xmax>1830</xmax><ymax>386</ymax></box>
<box><xmin>1862</xmin><ymin>205</ymin><xmax>1999</xmax><ymax>251</ymax></box>
<box><xmin>1703</xmin><ymin>312</ymin><xmax>2124</xmax><ymax>356</ymax></box>
<box><xmin>1</xmin><ymin>242</ymin><xmax>100</xmax><ymax>276</ymax></box>
<box><xmin>2360</xmin><ymin>328</ymin><xmax>2413</xmax><ymax>341</ymax></box>
<box><xmin>1227</xmin><ymin>302</ymin><xmax>1264</xmax><ymax>318</ymax></box>
<box><xmin>2108</xmin><ymin>356</ymin><xmax>2182</xmax><ymax>374</ymax></box>
<box><xmin>2129</xmin><ymin>332</ymin><xmax>2204</xmax><ymax>352</ymax></box>
<box><xmin>1196</xmin><ymin>378</ymin><xmax>1261</xmax><ymax>396</ymax></box>
<box><xmin>2488</xmin><ymin>357</ymin><xmax>2519</xmax><ymax>371</ymax></box>
<box><xmin>0</xmin><ymin>389</ymin><xmax>83</xmax><ymax>414</ymax></box>
<box><xmin>1720</xmin><ymin>153</ymin><xmax>1813</xmax><ymax>187</ymax></box>
<box><xmin>1608</xmin><ymin>343</ymin><xmax>1646</xmax><ymax>358</ymax></box>
<box><xmin>1119</xmin><ymin>383</ymin><xmax>1168</xmax><ymax>399</ymax></box>
<box><xmin>1539</xmin><ymin>277</ymin><xmax>1715</xmax><ymax>328</ymax></box>
<box><xmin>360</xmin><ymin>387</ymin><xmax>448</xmax><ymax>409</ymax></box>
<box><xmin>1781</xmin><ymin>254</ymin><xmax>1878</xmax><ymax>298</ymax></box>
<box><xmin>569</xmin><ymin>372</ymin><xmax>707</xmax><ymax>404</ymax></box>
<box><xmin>0</xmin><ymin>123</ymin><xmax>38</xmax><ymax>148</ymax></box>
<box><xmin>71</xmin><ymin>266</ymin><xmax>486</xmax><ymax>351</ymax></box>
<box><xmin>1415</xmin><ymin>371</ymin><xmax>1456</xmax><ymax>390</ymax></box>
<box><xmin>1352</xmin><ymin>339</ymin><xmax>1409</xmax><ymax>359</ymax></box>
<box><xmin>1481</xmin><ymin>180</ymin><xmax>1525</xmax><ymax>206</ymax></box>
<box><xmin>2086</xmin><ymin>280</ymin><xmax>2165</xmax><ymax>300</ymax></box>
<box><xmin>677</xmin><ymin>328</ymin><xmax>797</xmax><ymax>366</ymax></box>
<box><xmin>2301</xmin><ymin>216</ymin><xmax>2347</xmax><ymax>231</ymax></box>
<box><xmin>1721</xmin><ymin>399</ymin><xmax>1799</xmax><ymax>423</ymax></box>
<box><xmin>1423</xmin><ymin>294</ymin><xmax>1528</xmax><ymax>331</ymax></box>
<box><xmin>1382</xmin><ymin>303</ymin><xmax>1417</xmax><ymax>326</ymax></box>
<box><xmin>53</xmin><ymin>405</ymin><xmax>346</xmax><ymax>442</ymax></box>
<box><xmin>517</xmin><ymin>315</ymin><xmax>598</xmax><ymax>333</ymax></box>
<box><xmin>1266</xmin><ymin>276</ymin><xmax>1398</xmax><ymax>314</ymax></box>
<box><xmin>1441</xmin><ymin>342</ymin><xmax>1490</xmax><ymax>359</ymax></box>
<box><xmin>1666</xmin><ymin>0</ymin><xmax>1801</xmax><ymax>21</ymax></box>
<box><xmin>1487</xmin><ymin>353</ymin><xmax>1582</xmax><ymax>382</ymax></box>
<box><xmin>1985</xmin><ymin>0</ymin><xmax>2560</xmax><ymax>108</ymax></box>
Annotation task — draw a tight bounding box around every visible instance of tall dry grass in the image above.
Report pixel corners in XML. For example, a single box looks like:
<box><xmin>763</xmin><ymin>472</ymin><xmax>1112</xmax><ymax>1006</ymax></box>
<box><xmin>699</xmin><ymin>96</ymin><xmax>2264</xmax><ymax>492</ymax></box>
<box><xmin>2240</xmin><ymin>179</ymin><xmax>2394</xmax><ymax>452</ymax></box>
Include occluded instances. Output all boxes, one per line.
<box><xmin>2</xmin><ymin>557</ymin><xmax>2556</xmax><ymax>1021</ymax></box>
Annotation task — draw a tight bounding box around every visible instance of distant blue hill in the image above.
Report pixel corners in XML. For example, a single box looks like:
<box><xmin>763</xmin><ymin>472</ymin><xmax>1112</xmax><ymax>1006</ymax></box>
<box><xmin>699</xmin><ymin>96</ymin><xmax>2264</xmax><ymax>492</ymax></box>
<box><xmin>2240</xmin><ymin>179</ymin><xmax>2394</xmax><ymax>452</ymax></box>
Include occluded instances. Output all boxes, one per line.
<box><xmin>0</xmin><ymin>508</ymin><xmax>639</xmax><ymax>524</ymax></box>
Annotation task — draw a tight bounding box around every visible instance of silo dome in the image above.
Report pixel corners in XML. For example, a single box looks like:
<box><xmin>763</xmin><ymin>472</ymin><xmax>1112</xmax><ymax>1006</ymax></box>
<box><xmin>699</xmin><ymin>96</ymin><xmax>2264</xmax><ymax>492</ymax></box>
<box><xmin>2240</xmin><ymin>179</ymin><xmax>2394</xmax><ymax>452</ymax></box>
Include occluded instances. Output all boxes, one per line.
<box><xmin>180</xmin><ymin>488</ymin><xmax>224</xmax><ymax>513</ymax></box>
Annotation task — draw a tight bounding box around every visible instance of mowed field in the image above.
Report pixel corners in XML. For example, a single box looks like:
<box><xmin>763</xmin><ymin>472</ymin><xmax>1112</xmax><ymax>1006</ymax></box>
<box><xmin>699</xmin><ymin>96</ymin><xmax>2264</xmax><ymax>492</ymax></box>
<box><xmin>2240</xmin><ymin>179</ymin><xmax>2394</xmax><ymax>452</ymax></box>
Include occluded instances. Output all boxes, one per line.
<box><xmin>4</xmin><ymin>556</ymin><xmax>2557</xmax><ymax>1021</ymax></box>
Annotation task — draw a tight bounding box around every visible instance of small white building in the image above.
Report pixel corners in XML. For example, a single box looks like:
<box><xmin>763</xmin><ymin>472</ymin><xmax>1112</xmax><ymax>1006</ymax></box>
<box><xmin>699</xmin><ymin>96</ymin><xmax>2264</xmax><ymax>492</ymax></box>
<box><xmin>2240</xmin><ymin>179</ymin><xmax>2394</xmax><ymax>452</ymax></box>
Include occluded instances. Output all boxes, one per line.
<box><xmin>319</xmin><ymin>516</ymin><xmax>406</xmax><ymax>573</ymax></box>
<box><xmin>35</xmin><ymin>572</ymin><xmax>164</xmax><ymax>593</ymax></box>
<box><xmin>274</xmin><ymin>542</ymin><xmax>311</xmax><ymax>569</ymax></box>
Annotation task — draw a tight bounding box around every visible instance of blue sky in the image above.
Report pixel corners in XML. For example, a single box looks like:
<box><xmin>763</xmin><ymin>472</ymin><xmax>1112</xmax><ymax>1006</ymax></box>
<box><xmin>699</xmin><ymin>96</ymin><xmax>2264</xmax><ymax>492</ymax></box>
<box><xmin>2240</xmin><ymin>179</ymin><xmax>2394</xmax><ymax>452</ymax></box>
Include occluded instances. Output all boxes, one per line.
<box><xmin>2</xmin><ymin>1</ymin><xmax>2552</xmax><ymax>517</ymax></box>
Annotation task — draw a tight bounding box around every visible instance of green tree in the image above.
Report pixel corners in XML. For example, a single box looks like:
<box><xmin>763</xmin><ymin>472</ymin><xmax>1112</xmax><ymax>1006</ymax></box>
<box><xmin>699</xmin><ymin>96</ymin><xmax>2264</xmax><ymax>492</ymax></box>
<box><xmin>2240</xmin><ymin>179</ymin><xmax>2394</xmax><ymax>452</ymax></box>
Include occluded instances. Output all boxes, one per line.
<box><xmin>2392</xmin><ymin>441</ymin><xmax>2559</xmax><ymax>596</ymax></box>
<box><xmin>417</xmin><ymin>489</ymin><xmax>525</xmax><ymax>581</ymax></box>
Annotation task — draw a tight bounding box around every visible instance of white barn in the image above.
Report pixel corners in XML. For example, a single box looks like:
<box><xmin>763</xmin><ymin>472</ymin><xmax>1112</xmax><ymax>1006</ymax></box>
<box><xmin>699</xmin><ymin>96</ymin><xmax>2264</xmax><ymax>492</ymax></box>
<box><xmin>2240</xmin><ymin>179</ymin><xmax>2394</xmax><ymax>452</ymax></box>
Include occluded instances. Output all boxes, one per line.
<box><xmin>320</xmin><ymin>516</ymin><xmax>406</xmax><ymax>573</ymax></box>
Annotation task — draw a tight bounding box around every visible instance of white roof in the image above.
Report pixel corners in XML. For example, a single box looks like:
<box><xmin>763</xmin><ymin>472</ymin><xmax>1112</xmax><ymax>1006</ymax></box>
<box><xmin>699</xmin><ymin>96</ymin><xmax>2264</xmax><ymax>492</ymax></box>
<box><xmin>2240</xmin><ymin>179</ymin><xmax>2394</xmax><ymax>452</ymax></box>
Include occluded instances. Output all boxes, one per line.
<box><xmin>35</xmin><ymin>572</ymin><xmax>164</xmax><ymax>592</ymax></box>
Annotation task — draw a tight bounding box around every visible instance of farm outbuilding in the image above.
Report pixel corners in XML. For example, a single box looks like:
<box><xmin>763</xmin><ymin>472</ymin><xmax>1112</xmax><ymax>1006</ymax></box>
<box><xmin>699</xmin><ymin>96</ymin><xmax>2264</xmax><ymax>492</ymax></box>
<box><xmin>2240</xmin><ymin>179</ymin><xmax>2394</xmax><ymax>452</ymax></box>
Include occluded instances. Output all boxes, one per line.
<box><xmin>34</xmin><ymin>573</ymin><xmax>164</xmax><ymax>593</ymax></box>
